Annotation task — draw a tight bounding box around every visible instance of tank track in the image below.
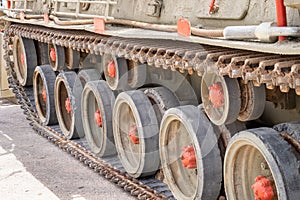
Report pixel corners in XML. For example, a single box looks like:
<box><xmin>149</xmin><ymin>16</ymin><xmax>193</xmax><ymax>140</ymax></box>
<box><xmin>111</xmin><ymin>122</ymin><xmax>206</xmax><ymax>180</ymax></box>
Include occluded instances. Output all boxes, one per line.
<box><xmin>4</xmin><ymin>22</ymin><xmax>300</xmax><ymax>199</ymax></box>
<box><xmin>7</xmin><ymin>23</ymin><xmax>300</xmax><ymax>94</ymax></box>
<box><xmin>3</xmin><ymin>26</ymin><xmax>174</xmax><ymax>200</ymax></box>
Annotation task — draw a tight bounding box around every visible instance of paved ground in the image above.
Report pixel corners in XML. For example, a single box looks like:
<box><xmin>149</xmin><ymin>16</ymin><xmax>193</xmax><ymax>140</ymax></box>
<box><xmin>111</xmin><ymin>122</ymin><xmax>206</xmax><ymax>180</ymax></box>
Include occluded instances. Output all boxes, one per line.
<box><xmin>0</xmin><ymin>98</ymin><xmax>135</xmax><ymax>200</ymax></box>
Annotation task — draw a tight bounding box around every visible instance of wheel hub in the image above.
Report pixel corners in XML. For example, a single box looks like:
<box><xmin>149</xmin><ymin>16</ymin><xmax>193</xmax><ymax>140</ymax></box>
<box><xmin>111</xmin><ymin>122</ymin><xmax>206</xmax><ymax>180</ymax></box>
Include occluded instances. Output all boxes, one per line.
<box><xmin>251</xmin><ymin>175</ymin><xmax>274</xmax><ymax>200</ymax></box>
<box><xmin>50</xmin><ymin>47</ymin><xmax>56</xmax><ymax>62</ymax></box>
<box><xmin>42</xmin><ymin>88</ymin><xmax>47</xmax><ymax>102</ymax></box>
<box><xmin>94</xmin><ymin>109</ymin><xmax>103</xmax><ymax>127</ymax></box>
<box><xmin>108</xmin><ymin>60</ymin><xmax>116</xmax><ymax>78</ymax></box>
<box><xmin>20</xmin><ymin>53</ymin><xmax>25</xmax><ymax>65</ymax></box>
<box><xmin>128</xmin><ymin>125</ymin><xmax>139</xmax><ymax>144</ymax></box>
<box><xmin>65</xmin><ymin>97</ymin><xmax>71</xmax><ymax>114</ymax></box>
<box><xmin>180</xmin><ymin>145</ymin><xmax>197</xmax><ymax>169</ymax></box>
<box><xmin>208</xmin><ymin>82</ymin><xmax>224</xmax><ymax>108</ymax></box>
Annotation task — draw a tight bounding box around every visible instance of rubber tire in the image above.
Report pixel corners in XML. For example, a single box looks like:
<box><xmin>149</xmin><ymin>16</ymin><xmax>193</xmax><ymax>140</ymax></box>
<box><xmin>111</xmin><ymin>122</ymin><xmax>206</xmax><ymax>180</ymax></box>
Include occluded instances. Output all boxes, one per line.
<box><xmin>224</xmin><ymin>128</ymin><xmax>300</xmax><ymax>200</ymax></box>
<box><xmin>81</xmin><ymin>54</ymin><xmax>103</xmax><ymax>74</ymax></box>
<box><xmin>159</xmin><ymin>105</ymin><xmax>222</xmax><ymax>200</ymax></box>
<box><xmin>201</xmin><ymin>73</ymin><xmax>241</xmax><ymax>125</ymax></box>
<box><xmin>145</xmin><ymin>67</ymin><xmax>199</xmax><ymax>106</ymax></box>
<box><xmin>218</xmin><ymin>120</ymin><xmax>247</xmax><ymax>149</ymax></box>
<box><xmin>238</xmin><ymin>82</ymin><xmax>266</xmax><ymax>121</ymax></box>
<box><xmin>82</xmin><ymin>80</ymin><xmax>116</xmax><ymax>157</ymax></box>
<box><xmin>198</xmin><ymin>103</ymin><xmax>247</xmax><ymax>150</ymax></box>
<box><xmin>273</xmin><ymin>121</ymin><xmax>300</xmax><ymax>143</ymax></box>
<box><xmin>54</xmin><ymin>71</ymin><xmax>80</xmax><ymax>139</ymax></box>
<box><xmin>128</xmin><ymin>63</ymin><xmax>147</xmax><ymax>89</ymax></box>
<box><xmin>13</xmin><ymin>36</ymin><xmax>37</xmax><ymax>86</ymax></box>
<box><xmin>144</xmin><ymin>86</ymin><xmax>180</xmax><ymax>122</ymax></box>
<box><xmin>113</xmin><ymin>90</ymin><xmax>160</xmax><ymax>178</ymax></box>
<box><xmin>33</xmin><ymin>65</ymin><xmax>58</xmax><ymax>125</ymax></box>
<box><xmin>36</xmin><ymin>42</ymin><xmax>49</xmax><ymax>65</ymax></box>
<box><xmin>65</xmin><ymin>48</ymin><xmax>80</xmax><ymax>70</ymax></box>
<box><xmin>73</xmin><ymin>69</ymin><xmax>102</xmax><ymax>138</ymax></box>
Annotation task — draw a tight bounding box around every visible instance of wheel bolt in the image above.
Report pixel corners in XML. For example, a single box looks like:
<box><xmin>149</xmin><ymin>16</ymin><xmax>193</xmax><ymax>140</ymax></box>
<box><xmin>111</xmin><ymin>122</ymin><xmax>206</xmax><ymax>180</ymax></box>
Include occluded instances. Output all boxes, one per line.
<box><xmin>261</xmin><ymin>162</ymin><xmax>269</xmax><ymax>170</ymax></box>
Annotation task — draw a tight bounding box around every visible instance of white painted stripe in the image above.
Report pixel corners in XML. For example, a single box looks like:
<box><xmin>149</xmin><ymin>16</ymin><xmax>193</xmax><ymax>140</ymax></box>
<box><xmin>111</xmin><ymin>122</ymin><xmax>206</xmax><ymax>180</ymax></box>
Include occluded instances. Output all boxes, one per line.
<box><xmin>0</xmin><ymin>105</ymin><xmax>19</xmax><ymax>109</ymax></box>
<box><xmin>0</xmin><ymin>146</ymin><xmax>61</xmax><ymax>200</ymax></box>
<box><xmin>2</xmin><ymin>133</ymin><xmax>13</xmax><ymax>141</ymax></box>
<box><xmin>71</xmin><ymin>194</ymin><xmax>87</xmax><ymax>200</ymax></box>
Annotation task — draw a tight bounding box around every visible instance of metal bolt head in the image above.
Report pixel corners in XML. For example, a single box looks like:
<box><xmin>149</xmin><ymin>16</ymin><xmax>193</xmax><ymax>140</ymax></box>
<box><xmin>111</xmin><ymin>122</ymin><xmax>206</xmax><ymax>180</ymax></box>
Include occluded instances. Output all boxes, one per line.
<box><xmin>147</xmin><ymin>0</ymin><xmax>162</xmax><ymax>17</ymax></box>
<box><xmin>261</xmin><ymin>162</ymin><xmax>269</xmax><ymax>170</ymax></box>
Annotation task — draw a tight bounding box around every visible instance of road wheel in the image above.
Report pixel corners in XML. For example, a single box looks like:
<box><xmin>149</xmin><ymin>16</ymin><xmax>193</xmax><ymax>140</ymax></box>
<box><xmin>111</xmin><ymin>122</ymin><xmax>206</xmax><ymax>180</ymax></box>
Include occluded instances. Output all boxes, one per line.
<box><xmin>36</xmin><ymin>42</ymin><xmax>49</xmax><ymax>65</ymax></box>
<box><xmin>224</xmin><ymin>128</ymin><xmax>300</xmax><ymax>200</ymax></box>
<box><xmin>127</xmin><ymin>61</ymin><xmax>147</xmax><ymax>89</ymax></box>
<box><xmin>54</xmin><ymin>71</ymin><xmax>80</xmax><ymax>139</ymax></box>
<box><xmin>160</xmin><ymin>105</ymin><xmax>222</xmax><ymax>200</ymax></box>
<box><xmin>103</xmin><ymin>54</ymin><xmax>129</xmax><ymax>90</ymax></box>
<box><xmin>49</xmin><ymin>44</ymin><xmax>65</xmax><ymax>71</ymax></box>
<box><xmin>82</xmin><ymin>80</ymin><xmax>116</xmax><ymax>157</ymax></box>
<box><xmin>33</xmin><ymin>65</ymin><xmax>57</xmax><ymax>125</ymax></box>
<box><xmin>65</xmin><ymin>48</ymin><xmax>80</xmax><ymax>70</ymax></box>
<box><xmin>144</xmin><ymin>86</ymin><xmax>180</xmax><ymax>122</ymax></box>
<box><xmin>201</xmin><ymin>72</ymin><xmax>241</xmax><ymax>125</ymax></box>
<box><xmin>113</xmin><ymin>90</ymin><xmax>160</xmax><ymax>178</ymax></box>
<box><xmin>13</xmin><ymin>35</ymin><xmax>37</xmax><ymax>86</ymax></box>
<box><xmin>73</xmin><ymin>69</ymin><xmax>102</xmax><ymax>138</ymax></box>
<box><xmin>238</xmin><ymin>81</ymin><xmax>265</xmax><ymax>121</ymax></box>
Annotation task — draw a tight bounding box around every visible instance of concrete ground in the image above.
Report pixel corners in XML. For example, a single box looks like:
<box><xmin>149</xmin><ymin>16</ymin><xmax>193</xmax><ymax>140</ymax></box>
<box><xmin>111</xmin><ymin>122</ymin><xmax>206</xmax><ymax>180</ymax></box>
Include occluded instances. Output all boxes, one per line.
<box><xmin>0</xmin><ymin>98</ymin><xmax>135</xmax><ymax>200</ymax></box>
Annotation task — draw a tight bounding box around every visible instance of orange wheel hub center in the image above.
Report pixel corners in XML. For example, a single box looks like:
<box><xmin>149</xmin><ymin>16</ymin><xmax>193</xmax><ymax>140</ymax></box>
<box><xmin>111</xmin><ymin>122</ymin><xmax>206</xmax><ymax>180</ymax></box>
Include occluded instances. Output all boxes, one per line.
<box><xmin>50</xmin><ymin>48</ymin><xmax>56</xmax><ymax>62</ymax></box>
<box><xmin>94</xmin><ymin>109</ymin><xmax>103</xmax><ymax>127</ymax></box>
<box><xmin>107</xmin><ymin>60</ymin><xmax>116</xmax><ymax>78</ymax></box>
<box><xmin>251</xmin><ymin>175</ymin><xmax>274</xmax><ymax>200</ymax></box>
<box><xmin>181</xmin><ymin>145</ymin><xmax>197</xmax><ymax>169</ymax></box>
<box><xmin>42</xmin><ymin>88</ymin><xmax>47</xmax><ymax>102</ymax></box>
<box><xmin>65</xmin><ymin>98</ymin><xmax>71</xmax><ymax>114</ymax></box>
<box><xmin>128</xmin><ymin>125</ymin><xmax>139</xmax><ymax>144</ymax></box>
<box><xmin>208</xmin><ymin>82</ymin><xmax>224</xmax><ymax>108</ymax></box>
<box><xmin>20</xmin><ymin>53</ymin><xmax>25</xmax><ymax>65</ymax></box>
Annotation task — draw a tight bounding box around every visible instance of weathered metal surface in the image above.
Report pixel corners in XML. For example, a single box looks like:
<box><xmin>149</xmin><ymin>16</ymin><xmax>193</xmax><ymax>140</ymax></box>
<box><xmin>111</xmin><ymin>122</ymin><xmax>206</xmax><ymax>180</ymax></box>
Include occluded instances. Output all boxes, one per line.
<box><xmin>3</xmin><ymin>16</ymin><xmax>300</xmax><ymax>55</ymax></box>
<box><xmin>198</xmin><ymin>0</ymin><xmax>250</xmax><ymax>20</ymax></box>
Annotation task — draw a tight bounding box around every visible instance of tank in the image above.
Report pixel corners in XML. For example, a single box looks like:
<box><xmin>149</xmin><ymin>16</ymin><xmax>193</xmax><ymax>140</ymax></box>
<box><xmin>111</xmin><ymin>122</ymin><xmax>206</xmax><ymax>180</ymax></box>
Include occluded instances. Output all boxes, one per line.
<box><xmin>0</xmin><ymin>0</ymin><xmax>299</xmax><ymax>199</ymax></box>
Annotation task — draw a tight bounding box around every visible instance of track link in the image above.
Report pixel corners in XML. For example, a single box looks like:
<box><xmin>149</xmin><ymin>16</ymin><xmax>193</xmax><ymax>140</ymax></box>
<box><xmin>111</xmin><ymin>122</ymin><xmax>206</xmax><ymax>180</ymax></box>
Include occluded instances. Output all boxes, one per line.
<box><xmin>7</xmin><ymin>23</ymin><xmax>300</xmax><ymax>95</ymax></box>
